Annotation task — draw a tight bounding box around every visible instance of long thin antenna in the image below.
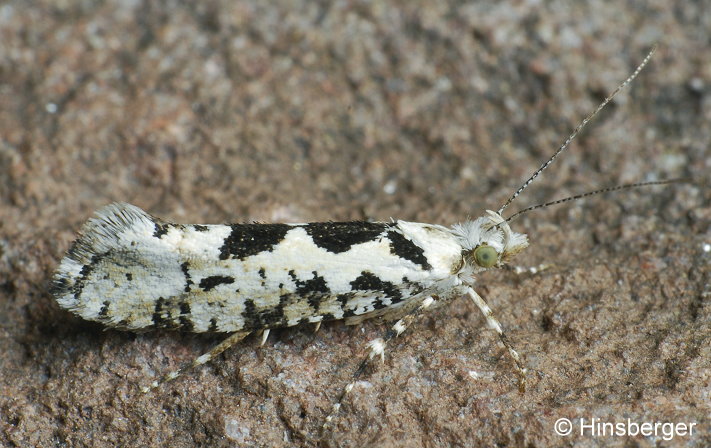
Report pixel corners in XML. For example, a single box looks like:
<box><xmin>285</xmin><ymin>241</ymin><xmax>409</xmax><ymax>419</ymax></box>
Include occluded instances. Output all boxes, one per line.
<box><xmin>504</xmin><ymin>178</ymin><xmax>687</xmax><ymax>223</ymax></box>
<box><xmin>497</xmin><ymin>45</ymin><xmax>658</xmax><ymax>216</ymax></box>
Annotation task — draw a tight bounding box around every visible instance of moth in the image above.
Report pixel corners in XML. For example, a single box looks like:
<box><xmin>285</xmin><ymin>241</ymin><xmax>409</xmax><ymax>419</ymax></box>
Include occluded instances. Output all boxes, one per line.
<box><xmin>52</xmin><ymin>46</ymin><xmax>671</xmax><ymax>417</ymax></box>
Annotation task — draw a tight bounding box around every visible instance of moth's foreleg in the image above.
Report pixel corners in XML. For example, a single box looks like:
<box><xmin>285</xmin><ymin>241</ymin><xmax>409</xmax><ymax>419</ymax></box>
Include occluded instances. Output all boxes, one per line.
<box><xmin>504</xmin><ymin>263</ymin><xmax>552</xmax><ymax>275</ymax></box>
<box><xmin>322</xmin><ymin>295</ymin><xmax>437</xmax><ymax>431</ymax></box>
<box><xmin>465</xmin><ymin>286</ymin><xmax>527</xmax><ymax>392</ymax></box>
<box><xmin>141</xmin><ymin>330</ymin><xmax>251</xmax><ymax>393</ymax></box>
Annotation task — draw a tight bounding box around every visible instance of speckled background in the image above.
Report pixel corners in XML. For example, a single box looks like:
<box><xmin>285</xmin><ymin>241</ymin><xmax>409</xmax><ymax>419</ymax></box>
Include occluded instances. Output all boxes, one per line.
<box><xmin>0</xmin><ymin>1</ymin><xmax>709</xmax><ymax>447</ymax></box>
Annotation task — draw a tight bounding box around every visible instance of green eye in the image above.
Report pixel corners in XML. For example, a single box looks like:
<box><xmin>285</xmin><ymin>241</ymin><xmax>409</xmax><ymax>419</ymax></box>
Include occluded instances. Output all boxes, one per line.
<box><xmin>473</xmin><ymin>245</ymin><xmax>498</xmax><ymax>268</ymax></box>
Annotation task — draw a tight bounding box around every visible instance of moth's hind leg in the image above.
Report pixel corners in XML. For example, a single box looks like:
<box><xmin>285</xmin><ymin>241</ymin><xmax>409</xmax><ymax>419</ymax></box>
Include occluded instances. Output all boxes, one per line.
<box><xmin>322</xmin><ymin>295</ymin><xmax>439</xmax><ymax>431</ymax></box>
<box><xmin>465</xmin><ymin>286</ymin><xmax>527</xmax><ymax>392</ymax></box>
<box><xmin>141</xmin><ymin>330</ymin><xmax>250</xmax><ymax>393</ymax></box>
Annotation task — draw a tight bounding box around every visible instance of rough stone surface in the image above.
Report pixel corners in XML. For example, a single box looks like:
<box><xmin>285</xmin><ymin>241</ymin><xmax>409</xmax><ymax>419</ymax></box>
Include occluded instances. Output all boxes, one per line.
<box><xmin>0</xmin><ymin>1</ymin><xmax>709</xmax><ymax>447</ymax></box>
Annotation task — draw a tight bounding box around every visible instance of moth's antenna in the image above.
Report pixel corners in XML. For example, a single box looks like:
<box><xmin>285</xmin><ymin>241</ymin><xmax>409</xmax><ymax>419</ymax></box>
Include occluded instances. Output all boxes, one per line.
<box><xmin>504</xmin><ymin>178</ymin><xmax>688</xmax><ymax>224</ymax></box>
<box><xmin>497</xmin><ymin>45</ymin><xmax>658</xmax><ymax>216</ymax></box>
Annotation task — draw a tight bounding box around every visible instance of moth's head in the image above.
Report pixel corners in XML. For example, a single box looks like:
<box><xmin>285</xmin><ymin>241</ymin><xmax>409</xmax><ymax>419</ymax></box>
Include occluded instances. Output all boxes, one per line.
<box><xmin>451</xmin><ymin>210</ymin><xmax>529</xmax><ymax>270</ymax></box>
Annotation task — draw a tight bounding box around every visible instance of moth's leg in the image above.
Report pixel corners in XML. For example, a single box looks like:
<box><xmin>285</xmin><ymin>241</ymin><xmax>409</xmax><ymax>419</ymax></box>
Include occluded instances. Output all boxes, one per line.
<box><xmin>141</xmin><ymin>331</ymin><xmax>250</xmax><ymax>393</ymax></box>
<box><xmin>259</xmin><ymin>329</ymin><xmax>270</xmax><ymax>346</ymax></box>
<box><xmin>465</xmin><ymin>286</ymin><xmax>527</xmax><ymax>392</ymax></box>
<box><xmin>503</xmin><ymin>263</ymin><xmax>552</xmax><ymax>275</ymax></box>
<box><xmin>322</xmin><ymin>295</ymin><xmax>437</xmax><ymax>430</ymax></box>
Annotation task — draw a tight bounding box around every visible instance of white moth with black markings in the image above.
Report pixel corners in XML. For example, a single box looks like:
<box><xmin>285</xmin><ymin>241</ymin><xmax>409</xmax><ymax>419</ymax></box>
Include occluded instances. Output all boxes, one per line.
<box><xmin>52</xmin><ymin>46</ymin><xmax>674</xmax><ymax>426</ymax></box>
<box><xmin>52</xmin><ymin>203</ymin><xmax>529</xmax><ymax>390</ymax></box>
<box><xmin>53</xmin><ymin>203</ymin><xmax>527</xmax><ymax>335</ymax></box>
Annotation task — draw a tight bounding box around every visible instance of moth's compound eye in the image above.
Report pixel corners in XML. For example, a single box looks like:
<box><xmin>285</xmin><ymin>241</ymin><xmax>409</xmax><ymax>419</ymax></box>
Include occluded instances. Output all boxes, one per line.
<box><xmin>473</xmin><ymin>245</ymin><xmax>498</xmax><ymax>268</ymax></box>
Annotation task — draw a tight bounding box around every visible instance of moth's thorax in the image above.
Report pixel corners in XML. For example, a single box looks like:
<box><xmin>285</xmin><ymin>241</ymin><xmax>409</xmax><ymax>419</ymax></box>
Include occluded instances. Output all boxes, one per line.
<box><xmin>450</xmin><ymin>210</ymin><xmax>529</xmax><ymax>271</ymax></box>
<box><xmin>395</xmin><ymin>221</ymin><xmax>466</xmax><ymax>275</ymax></box>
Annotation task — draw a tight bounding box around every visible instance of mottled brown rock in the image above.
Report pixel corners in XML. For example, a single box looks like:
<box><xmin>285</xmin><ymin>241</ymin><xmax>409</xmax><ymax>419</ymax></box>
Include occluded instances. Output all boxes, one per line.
<box><xmin>0</xmin><ymin>1</ymin><xmax>708</xmax><ymax>447</ymax></box>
